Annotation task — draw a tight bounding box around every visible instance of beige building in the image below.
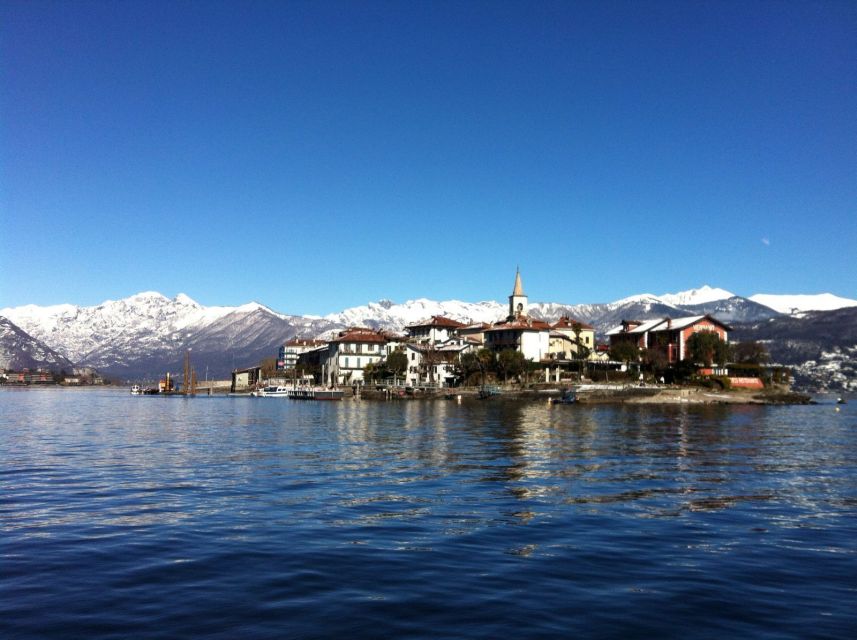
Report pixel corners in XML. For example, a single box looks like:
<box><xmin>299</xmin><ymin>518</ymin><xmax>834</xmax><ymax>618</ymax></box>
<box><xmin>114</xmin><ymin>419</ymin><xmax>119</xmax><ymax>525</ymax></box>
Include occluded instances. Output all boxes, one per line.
<box><xmin>549</xmin><ymin>316</ymin><xmax>597</xmax><ymax>360</ymax></box>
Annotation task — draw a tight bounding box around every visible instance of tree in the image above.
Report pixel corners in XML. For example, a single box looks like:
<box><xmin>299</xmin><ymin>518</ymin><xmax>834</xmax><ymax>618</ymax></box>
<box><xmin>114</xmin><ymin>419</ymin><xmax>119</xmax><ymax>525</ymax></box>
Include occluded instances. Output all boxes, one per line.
<box><xmin>458</xmin><ymin>351</ymin><xmax>482</xmax><ymax>378</ymax></box>
<box><xmin>458</xmin><ymin>348</ymin><xmax>496</xmax><ymax>386</ymax></box>
<box><xmin>642</xmin><ymin>347</ymin><xmax>668</xmax><ymax>372</ymax></box>
<box><xmin>419</xmin><ymin>344</ymin><xmax>442</xmax><ymax>384</ymax></box>
<box><xmin>385</xmin><ymin>348</ymin><xmax>408</xmax><ymax>382</ymax></box>
<box><xmin>686</xmin><ymin>332</ymin><xmax>729</xmax><ymax>366</ymax></box>
<box><xmin>363</xmin><ymin>361</ymin><xmax>379</xmax><ymax>384</ymax></box>
<box><xmin>609</xmin><ymin>341</ymin><xmax>640</xmax><ymax>364</ymax></box>
<box><xmin>497</xmin><ymin>349</ymin><xmax>526</xmax><ymax>383</ymax></box>
<box><xmin>570</xmin><ymin>322</ymin><xmax>591</xmax><ymax>377</ymax></box>
<box><xmin>732</xmin><ymin>340</ymin><xmax>770</xmax><ymax>365</ymax></box>
<box><xmin>477</xmin><ymin>348</ymin><xmax>497</xmax><ymax>375</ymax></box>
<box><xmin>260</xmin><ymin>357</ymin><xmax>279</xmax><ymax>378</ymax></box>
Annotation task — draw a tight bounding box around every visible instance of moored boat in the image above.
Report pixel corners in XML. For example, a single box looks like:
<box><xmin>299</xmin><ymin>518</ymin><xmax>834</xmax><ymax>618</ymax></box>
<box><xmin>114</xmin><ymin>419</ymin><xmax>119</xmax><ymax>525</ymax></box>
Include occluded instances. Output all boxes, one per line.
<box><xmin>550</xmin><ymin>389</ymin><xmax>577</xmax><ymax>405</ymax></box>
<box><xmin>254</xmin><ymin>385</ymin><xmax>290</xmax><ymax>397</ymax></box>
<box><xmin>478</xmin><ymin>385</ymin><xmax>501</xmax><ymax>399</ymax></box>
<box><xmin>288</xmin><ymin>386</ymin><xmax>343</xmax><ymax>400</ymax></box>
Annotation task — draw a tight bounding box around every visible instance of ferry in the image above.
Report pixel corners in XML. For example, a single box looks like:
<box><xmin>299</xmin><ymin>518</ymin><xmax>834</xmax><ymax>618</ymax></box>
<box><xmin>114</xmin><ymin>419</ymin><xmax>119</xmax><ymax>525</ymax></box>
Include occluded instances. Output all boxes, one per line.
<box><xmin>288</xmin><ymin>387</ymin><xmax>343</xmax><ymax>400</ymax></box>
<box><xmin>252</xmin><ymin>383</ymin><xmax>344</xmax><ymax>400</ymax></box>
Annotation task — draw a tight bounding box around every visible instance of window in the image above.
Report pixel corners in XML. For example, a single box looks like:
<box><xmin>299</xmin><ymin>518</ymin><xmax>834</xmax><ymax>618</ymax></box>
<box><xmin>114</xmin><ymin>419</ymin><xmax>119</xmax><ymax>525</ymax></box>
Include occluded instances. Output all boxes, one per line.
<box><xmin>344</xmin><ymin>357</ymin><xmax>349</xmax><ymax>368</ymax></box>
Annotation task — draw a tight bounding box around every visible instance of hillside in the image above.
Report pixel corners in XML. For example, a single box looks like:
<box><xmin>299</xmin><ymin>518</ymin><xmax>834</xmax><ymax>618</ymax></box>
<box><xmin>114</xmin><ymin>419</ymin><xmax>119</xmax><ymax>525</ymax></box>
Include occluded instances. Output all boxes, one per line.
<box><xmin>0</xmin><ymin>316</ymin><xmax>75</xmax><ymax>372</ymax></box>
<box><xmin>731</xmin><ymin>307</ymin><xmax>857</xmax><ymax>391</ymax></box>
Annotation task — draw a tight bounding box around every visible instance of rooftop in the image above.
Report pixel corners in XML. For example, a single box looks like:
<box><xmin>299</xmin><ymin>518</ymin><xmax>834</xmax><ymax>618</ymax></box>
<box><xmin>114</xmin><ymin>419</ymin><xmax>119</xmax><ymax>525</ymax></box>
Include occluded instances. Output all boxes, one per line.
<box><xmin>486</xmin><ymin>317</ymin><xmax>552</xmax><ymax>332</ymax></box>
<box><xmin>406</xmin><ymin>315</ymin><xmax>466</xmax><ymax>329</ymax></box>
<box><xmin>331</xmin><ymin>327</ymin><xmax>389</xmax><ymax>343</ymax></box>
<box><xmin>552</xmin><ymin>316</ymin><xmax>595</xmax><ymax>331</ymax></box>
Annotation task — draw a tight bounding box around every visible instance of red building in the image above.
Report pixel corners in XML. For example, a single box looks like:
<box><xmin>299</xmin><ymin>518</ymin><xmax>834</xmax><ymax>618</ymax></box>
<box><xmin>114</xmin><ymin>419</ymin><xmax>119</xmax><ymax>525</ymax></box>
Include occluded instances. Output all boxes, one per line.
<box><xmin>607</xmin><ymin>315</ymin><xmax>730</xmax><ymax>363</ymax></box>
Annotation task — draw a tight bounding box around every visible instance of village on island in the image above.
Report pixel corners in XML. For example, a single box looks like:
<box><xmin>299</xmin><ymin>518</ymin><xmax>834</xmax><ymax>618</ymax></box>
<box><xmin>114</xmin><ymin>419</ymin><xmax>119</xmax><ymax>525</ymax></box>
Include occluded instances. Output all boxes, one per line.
<box><xmin>222</xmin><ymin>270</ymin><xmax>801</xmax><ymax>404</ymax></box>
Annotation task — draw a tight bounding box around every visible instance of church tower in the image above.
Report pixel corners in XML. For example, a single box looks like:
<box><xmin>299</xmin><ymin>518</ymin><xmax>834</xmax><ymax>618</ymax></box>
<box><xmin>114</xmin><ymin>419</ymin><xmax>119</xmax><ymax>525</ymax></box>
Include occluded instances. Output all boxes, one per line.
<box><xmin>508</xmin><ymin>268</ymin><xmax>528</xmax><ymax>320</ymax></box>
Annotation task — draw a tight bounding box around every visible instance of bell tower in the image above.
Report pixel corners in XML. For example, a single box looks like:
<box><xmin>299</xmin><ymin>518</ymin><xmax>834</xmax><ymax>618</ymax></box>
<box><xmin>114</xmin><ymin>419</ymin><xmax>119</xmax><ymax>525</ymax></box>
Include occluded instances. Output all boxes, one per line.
<box><xmin>508</xmin><ymin>267</ymin><xmax>528</xmax><ymax>320</ymax></box>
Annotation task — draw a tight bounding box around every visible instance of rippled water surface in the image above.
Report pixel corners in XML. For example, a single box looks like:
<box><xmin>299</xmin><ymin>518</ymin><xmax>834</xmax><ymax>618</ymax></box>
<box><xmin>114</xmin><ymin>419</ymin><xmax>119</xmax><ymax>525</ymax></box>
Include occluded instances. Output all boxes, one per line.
<box><xmin>2</xmin><ymin>388</ymin><xmax>856</xmax><ymax>639</ymax></box>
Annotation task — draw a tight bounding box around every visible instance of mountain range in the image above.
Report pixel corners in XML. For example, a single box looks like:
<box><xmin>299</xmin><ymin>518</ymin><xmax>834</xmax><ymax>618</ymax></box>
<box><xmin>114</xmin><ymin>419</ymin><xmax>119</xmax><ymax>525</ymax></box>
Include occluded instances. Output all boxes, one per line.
<box><xmin>2</xmin><ymin>285</ymin><xmax>856</xmax><ymax>390</ymax></box>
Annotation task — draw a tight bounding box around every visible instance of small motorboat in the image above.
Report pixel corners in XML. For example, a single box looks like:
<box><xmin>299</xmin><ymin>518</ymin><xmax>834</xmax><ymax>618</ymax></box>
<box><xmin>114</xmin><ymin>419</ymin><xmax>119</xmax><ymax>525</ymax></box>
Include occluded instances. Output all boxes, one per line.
<box><xmin>550</xmin><ymin>390</ymin><xmax>577</xmax><ymax>405</ymax></box>
<box><xmin>130</xmin><ymin>385</ymin><xmax>143</xmax><ymax>395</ymax></box>
<box><xmin>478</xmin><ymin>385</ymin><xmax>501</xmax><ymax>399</ymax></box>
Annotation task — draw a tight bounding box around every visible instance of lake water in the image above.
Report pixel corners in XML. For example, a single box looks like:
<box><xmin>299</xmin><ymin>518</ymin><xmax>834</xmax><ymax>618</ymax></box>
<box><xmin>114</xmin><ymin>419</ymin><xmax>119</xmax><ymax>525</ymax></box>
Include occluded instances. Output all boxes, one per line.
<box><xmin>2</xmin><ymin>388</ymin><xmax>856</xmax><ymax>639</ymax></box>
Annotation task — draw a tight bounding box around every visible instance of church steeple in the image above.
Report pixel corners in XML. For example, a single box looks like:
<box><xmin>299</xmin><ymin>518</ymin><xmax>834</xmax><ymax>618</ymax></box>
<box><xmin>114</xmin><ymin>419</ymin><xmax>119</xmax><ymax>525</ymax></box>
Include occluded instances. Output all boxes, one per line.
<box><xmin>509</xmin><ymin>267</ymin><xmax>528</xmax><ymax>320</ymax></box>
<box><xmin>512</xmin><ymin>268</ymin><xmax>524</xmax><ymax>297</ymax></box>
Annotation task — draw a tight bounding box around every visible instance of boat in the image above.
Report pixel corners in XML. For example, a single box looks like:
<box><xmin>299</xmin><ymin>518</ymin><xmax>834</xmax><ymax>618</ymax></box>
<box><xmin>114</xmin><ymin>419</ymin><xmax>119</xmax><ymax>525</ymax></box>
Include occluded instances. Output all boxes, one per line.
<box><xmin>550</xmin><ymin>390</ymin><xmax>577</xmax><ymax>405</ymax></box>
<box><xmin>837</xmin><ymin>397</ymin><xmax>847</xmax><ymax>405</ymax></box>
<box><xmin>478</xmin><ymin>385</ymin><xmax>501</xmax><ymax>399</ymax></box>
<box><xmin>130</xmin><ymin>385</ymin><xmax>142</xmax><ymax>395</ymax></box>
<box><xmin>252</xmin><ymin>383</ymin><xmax>344</xmax><ymax>400</ymax></box>
<box><xmin>254</xmin><ymin>385</ymin><xmax>290</xmax><ymax>397</ymax></box>
<box><xmin>288</xmin><ymin>386</ymin><xmax>344</xmax><ymax>400</ymax></box>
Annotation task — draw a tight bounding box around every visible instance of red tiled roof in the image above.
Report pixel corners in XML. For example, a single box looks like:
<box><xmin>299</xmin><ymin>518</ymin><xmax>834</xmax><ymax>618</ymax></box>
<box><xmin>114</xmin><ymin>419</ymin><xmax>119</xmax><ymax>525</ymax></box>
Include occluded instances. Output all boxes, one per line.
<box><xmin>406</xmin><ymin>315</ymin><xmax>466</xmax><ymax>329</ymax></box>
<box><xmin>551</xmin><ymin>316</ymin><xmax>594</xmax><ymax>330</ymax></box>
<box><xmin>331</xmin><ymin>327</ymin><xmax>388</xmax><ymax>343</ymax></box>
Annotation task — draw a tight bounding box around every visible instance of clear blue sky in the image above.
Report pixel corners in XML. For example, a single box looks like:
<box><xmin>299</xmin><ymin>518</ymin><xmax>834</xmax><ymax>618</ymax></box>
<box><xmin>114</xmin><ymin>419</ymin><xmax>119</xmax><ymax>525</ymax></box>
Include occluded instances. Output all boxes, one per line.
<box><xmin>2</xmin><ymin>0</ymin><xmax>855</xmax><ymax>314</ymax></box>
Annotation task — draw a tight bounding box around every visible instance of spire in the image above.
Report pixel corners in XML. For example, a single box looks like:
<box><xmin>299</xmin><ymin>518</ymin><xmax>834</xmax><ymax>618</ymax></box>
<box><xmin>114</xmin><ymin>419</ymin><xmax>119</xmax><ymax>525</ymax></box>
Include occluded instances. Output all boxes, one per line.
<box><xmin>512</xmin><ymin>267</ymin><xmax>525</xmax><ymax>296</ymax></box>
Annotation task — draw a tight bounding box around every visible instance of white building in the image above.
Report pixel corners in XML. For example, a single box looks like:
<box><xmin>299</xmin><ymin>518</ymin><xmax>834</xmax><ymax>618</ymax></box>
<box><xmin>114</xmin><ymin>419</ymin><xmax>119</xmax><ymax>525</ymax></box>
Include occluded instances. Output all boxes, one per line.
<box><xmin>278</xmin><ymin>337</ymin><xmax>327</xmax><ymax>370</ymax></box>
<box><xmin>406</xmin><ymin>316</ymin><xmax>466</xmax><ymax>344</ymax></box>
<box><xmin>484</xmin><ymin>269</ymin><xmax>552</xmax><ymax>362</ymax></box>
<box><xmin>325</xmin><ymin>327</ymin><xmax>389</xmax><ymax>385</ymax></box>
<box><xmin>403</xmin><ymin>339</ymin><xmax>477</xmax><ymax>387</ymax></box>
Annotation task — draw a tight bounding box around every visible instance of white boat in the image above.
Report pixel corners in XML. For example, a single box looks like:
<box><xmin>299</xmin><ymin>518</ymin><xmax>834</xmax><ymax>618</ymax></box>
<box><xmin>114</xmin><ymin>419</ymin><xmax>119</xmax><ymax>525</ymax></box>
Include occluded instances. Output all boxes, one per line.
<box><xmin>130</xmin><ymin>385</ymin><xmax>143</xmax><ymax>395</ymax></box>
<box><xmin>254</xmin><ymin>385</ymin><xmax>290</xmax><ymax>397</ymax></box>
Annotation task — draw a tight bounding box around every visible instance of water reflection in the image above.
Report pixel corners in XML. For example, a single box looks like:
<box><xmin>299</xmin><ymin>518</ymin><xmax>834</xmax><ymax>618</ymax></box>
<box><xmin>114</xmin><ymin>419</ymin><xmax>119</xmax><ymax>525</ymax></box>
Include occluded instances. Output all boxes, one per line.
<box><xmin>3</xmin><ymin>390</ymin><xmax>857</xmax><ymax>639</ymax></box>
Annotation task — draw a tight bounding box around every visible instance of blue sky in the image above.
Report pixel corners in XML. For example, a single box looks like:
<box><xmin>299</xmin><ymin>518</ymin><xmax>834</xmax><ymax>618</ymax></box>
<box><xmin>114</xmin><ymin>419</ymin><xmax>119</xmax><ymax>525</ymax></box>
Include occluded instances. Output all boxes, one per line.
<box><xmin>2</xmin><ymin>0</ymin><xmax>855</xmax><ymax>314</ymax></box>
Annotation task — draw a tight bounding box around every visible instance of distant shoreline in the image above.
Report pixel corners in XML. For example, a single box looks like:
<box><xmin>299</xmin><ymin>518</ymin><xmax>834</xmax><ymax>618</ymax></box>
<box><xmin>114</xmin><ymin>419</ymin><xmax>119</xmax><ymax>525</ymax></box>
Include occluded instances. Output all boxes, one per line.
<box><xmin>356</xmin><ymin>385</ymin><xmax>815</xmax><ymax>405</ymax></box>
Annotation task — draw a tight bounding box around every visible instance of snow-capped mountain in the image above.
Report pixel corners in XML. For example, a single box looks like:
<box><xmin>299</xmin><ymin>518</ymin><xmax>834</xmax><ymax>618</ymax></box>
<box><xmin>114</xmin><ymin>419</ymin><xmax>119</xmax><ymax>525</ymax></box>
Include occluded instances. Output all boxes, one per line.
<box><xmin>0</xmin><ymin>293</ymin><xmax>310</xmax><ymax>380</ymax></box>
<box><xmin>0</xmin><ymin>316</ymin><xmax>74</xmax><ymax>372</ymax></box>
<box><xmin>2</xmin><ymin>285</ymin><xmax>852</xmax><ymax>382</ymax></box>
<box><xmin>748</xmin><ymin>293</ymin><xmax>857</xmax><ymax>315</ymax></box>
<box><xmin>324</xmin><ymin>298</ymin><xmax>506</xmax><ymax>330</ymax></box>
<box><xmin>659</xmin><ymin>285</ymin><xmax>735</xmax><ymax>307</ymax></box>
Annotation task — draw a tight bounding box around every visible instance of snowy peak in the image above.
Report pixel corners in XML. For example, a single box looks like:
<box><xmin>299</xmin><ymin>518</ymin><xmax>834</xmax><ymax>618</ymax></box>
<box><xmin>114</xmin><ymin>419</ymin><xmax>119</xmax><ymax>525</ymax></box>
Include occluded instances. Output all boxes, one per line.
<box><xmin>174</xmin><ymin>293</ymin><xmax>201</xmax><ymax>307</ymax></box>
<box><xmin>0</xmin><ymin>291</ymin><xmax>286</xmax><ymax>363</ymax></box>
<box><xmin>612</xmin><ymin>293</ymin><xmax>664</xmax><ymax>306</ymax></box>
<box><xmin>749</xmin><ymin>293</ymin><xmax>857</xmax><ymax>315</ymax></box>
<box><xmin>610</xmin><ymin>286</ymin><xmax>734</xmax><ymax>308</ymax></box>
<box><xmin>659</xmin><ymin>285</ymin><xmax>735</xmax><ymax>306</ymax></box>
<box><xmin>324</xmin><ymin>298</ymin><xmax>505</xmax><ymax>330</ymax></box>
